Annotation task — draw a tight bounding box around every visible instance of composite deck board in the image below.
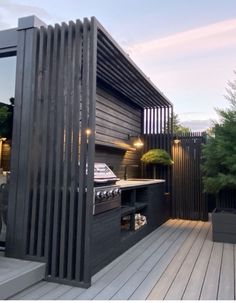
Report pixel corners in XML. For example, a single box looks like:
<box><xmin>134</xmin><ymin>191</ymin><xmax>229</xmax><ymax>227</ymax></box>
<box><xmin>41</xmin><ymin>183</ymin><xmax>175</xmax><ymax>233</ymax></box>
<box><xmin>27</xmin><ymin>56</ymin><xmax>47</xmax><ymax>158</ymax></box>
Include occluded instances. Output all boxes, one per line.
<box><xmin>10</xmin><ymin>282</ymin><xmax>48</xmax><ymax>299</ymax></box>
<box><xmin>111</xmin><ymin>271</ymin><xmax>147</xmax><ymax>300</ymax></box>
<box><xmin>92</xmin><ymin>219</ymin><xmax>177</xmax><ymax>283</ymax></box>
<box><xmin>76</xmin><ymin>219</ymin><xmax>178</xmax><ymax>300</ymax></box>
<box><xmin>163</xmin><ymin>222</ymin><xmax>210</xmax><ymax>300</ymax></box>
<box><xmin>200</xmin><ymin>242</ymin><xmax>223</xmax><ymax>300</ymax></box>
<box><xmin>129</xmin><ymin>220</ymin><xmax>198</xmax><ymax>300</ymax></box>
<box><xmin>15</xmin><ymin>282</ymin><xmax>60</xmax><ymax>300</ymax></box>
<box><xmin>182</xmin><ymin>226</ymin><xmax>213</xmax><ymax>300</ymax></box>
<box><xmin>56</xmin><ymin>287</ymin><xmax>86</xmax><ymax>300</ymax></box>
<box><xmin>146</xmin><ymin>221</ymin><xmax>203</xmax><ymax>300</ymax></box>
<box><xmin>112</xmin><ymin>221</ymin><xmax>192</xmax><ymax>300</ymax></box>
<box><xmin>93</xmin><ymin>220</ymin><xmax>187</xmax><ymax>300</ymax></box>
<box><xmin>217</xmin><ymin>243</ymin><xmax>234</xmax><ymax>300</ymax></box>
<box><xmin>8</xmin><ymin>219</ymin><xmax>236</xmax><ymax>300</ymax></box>
<box><xmin>138</xmin><ymin>221</ymin><xmax>189</xmax><ymax>273</ymax></box>
<box><xmin>38</xmin><ymin>284</ymin><xmax>73</xmax><ymax>300</ymax></box>
<box><xmin>91</xmin><ymin>222</ymin><xmax>174</xmax><ymax>284</ymax></box>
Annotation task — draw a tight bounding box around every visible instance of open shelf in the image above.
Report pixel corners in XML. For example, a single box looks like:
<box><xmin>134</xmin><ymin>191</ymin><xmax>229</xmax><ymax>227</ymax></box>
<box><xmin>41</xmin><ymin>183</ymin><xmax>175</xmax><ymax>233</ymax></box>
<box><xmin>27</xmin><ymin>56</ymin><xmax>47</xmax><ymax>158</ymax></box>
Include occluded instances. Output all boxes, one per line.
<box><xmin>135</xmin><ymin>202</ymin><xmax>148</xmax><ymax>211</ymax></box>
<box><xmin>120</xmin><ymin>186</ymin><xmax>149</xmax><ymax>243</ymax></box>
<box><xmin>121</xmin><ymin>205</ymin><xmax>135</xmax><ymax>216</ymax></box>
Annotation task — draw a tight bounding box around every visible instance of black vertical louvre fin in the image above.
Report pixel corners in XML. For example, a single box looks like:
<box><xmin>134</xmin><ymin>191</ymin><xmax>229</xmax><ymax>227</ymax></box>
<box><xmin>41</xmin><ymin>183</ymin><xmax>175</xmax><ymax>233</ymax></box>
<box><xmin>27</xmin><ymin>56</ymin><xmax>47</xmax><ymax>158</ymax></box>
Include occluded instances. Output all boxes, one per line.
<box><xmin>7</xmin><ymin>18</ymin><xmax>96</xmax><ymax>287</ymax></box>
<box><xmin>67</xmin><ymin>19</ymin><xmax>82</xmax><ymax>281</ymax></box>
<box><xmin>44</xmin><ymin>24</ymin><xmax>59</xmax><ymax>274</ymax></box>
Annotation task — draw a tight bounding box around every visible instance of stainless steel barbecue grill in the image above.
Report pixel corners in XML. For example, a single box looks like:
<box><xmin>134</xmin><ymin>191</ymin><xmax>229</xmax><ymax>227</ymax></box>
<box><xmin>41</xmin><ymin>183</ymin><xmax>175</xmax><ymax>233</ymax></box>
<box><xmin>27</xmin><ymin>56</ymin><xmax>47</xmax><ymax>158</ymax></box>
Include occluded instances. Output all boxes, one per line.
<box><xmin>93</xmin><ymin>163</ymin><xmax>121</xmax><ymax>215</ymax></box>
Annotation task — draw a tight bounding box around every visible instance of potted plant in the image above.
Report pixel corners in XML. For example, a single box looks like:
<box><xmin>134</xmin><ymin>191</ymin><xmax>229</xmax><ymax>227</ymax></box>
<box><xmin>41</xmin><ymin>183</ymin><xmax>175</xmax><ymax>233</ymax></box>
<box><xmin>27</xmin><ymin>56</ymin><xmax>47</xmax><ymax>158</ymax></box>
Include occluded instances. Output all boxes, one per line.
<box><xmin>141</xmin><ymin>148</ymin><xmax>173</xmax><ymax>179</ymax></box>
<box><xmin>202</xmin><ymin>74</ymin><xmax>236</xmax><ymax>243</ymax></box>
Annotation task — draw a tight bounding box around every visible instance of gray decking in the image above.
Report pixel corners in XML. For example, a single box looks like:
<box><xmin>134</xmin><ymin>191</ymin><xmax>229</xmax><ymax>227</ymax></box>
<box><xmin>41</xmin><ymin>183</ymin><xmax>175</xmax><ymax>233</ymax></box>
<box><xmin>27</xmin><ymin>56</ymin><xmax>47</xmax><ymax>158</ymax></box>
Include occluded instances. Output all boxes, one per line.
<box><xmin>9</xmin><ymin>219</ymin><xmax>236</xmax><ymax>300</ymax></box>
<box><xmin>0</xmin><ymin>253</ymin><xmax>46</xmax><ymax>299</ymax></box>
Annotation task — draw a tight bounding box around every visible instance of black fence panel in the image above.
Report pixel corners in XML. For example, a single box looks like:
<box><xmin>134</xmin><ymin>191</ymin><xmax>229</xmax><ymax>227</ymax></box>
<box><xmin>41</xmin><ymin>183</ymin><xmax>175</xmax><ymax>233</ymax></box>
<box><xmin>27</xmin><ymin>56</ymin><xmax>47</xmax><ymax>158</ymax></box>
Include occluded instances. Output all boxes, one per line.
<box><xmin>142</xmin><ymin>132</ymin><xmax>208</xmax><ymax>221</ymax></box>
<box><xmin>217</xmin><ymin>189</ymin><xmax>236</xmax><ymax>210</ymax></box>
<box><xmin>172</xmin><ymin>133</ymin><xmax>208</xmax><ymax>221</ymax></box>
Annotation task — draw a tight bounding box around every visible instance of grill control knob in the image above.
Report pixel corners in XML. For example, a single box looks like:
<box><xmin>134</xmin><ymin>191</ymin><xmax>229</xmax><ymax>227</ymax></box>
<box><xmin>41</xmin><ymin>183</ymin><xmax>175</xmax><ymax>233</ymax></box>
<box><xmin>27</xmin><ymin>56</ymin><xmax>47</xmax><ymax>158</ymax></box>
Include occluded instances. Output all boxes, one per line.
<box><xmin>102</xmin><ymin>191</ymin><xmax>107</xmax><ymax>198</ymax></box>
<box><xmin>113</xmin><ymin>188</ymin><xmax>119</xmax><ymax>196</ymax></box>
<box><xmin>96</xmin><ymin>191</ymin><xmax>102</xmax><ymax>199</ymax></box>
<box><xmin>108</xmin><ymin>190</ymin><xmax>113</xmax><ymax>197</ymax></box>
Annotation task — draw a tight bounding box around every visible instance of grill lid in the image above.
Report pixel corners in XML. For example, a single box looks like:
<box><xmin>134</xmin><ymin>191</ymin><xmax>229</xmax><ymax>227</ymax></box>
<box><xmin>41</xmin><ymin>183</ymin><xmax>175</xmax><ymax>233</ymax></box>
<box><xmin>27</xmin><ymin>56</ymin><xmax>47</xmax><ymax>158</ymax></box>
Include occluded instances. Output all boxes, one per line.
<box><xmin>94</xmin><ymin>163</ymin><xmax>120</xmax><ymax>183</ymax></box>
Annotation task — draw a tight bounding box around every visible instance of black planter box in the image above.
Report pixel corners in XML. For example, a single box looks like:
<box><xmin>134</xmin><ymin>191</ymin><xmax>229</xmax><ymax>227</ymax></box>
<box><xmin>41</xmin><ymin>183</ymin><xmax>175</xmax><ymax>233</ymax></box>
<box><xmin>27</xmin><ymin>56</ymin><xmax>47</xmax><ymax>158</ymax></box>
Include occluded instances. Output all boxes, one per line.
<box><xmin>212</xmin><ymin>208</ymin><xmax>236</xmax><ymax>244</ymax></box>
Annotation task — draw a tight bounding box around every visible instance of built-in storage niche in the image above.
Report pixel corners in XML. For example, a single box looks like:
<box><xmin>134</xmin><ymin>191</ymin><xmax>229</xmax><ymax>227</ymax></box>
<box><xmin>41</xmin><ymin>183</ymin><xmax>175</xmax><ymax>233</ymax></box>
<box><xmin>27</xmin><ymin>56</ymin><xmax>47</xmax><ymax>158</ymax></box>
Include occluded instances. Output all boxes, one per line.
<box><xmin>121</xmin><ymin>186</ymin><xmax>148</xmax><ymax>240</ymax></box>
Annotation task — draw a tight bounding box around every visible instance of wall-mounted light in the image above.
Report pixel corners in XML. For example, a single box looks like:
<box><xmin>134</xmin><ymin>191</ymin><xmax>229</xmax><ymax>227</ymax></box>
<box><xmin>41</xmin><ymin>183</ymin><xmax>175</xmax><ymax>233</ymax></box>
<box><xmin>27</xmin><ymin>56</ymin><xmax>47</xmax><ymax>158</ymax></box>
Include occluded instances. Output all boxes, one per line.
<box><xmin>0</xmin><ymin>138</ymin><xmax>7</xmax><ymax>142</ymax></box>
<box><xmin>129</xmin><ymin>135</ymin><xmax>144</xmax><ymax>149</ymax></box>
<box><xmin>133</xmin><ymin>137</ymin><xmax>144</xmax><ymax>148</ymax></box>
<box><xmin>173</xmin><ymin>138</ymin><xmax>181</xmax><ymax>144</ymax></box>
<box><xmin>85</xmin><ymin>128</ymin><xmax>91</xmax><ymax>136</ymax></box>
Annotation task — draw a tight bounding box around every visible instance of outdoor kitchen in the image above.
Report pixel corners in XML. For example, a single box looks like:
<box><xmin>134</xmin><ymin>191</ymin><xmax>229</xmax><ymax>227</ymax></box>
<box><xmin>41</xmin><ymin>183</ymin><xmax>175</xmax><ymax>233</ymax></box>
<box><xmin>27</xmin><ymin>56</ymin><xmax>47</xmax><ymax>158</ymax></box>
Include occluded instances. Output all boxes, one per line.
<box><xmin>91</xmin><ymin>162</ymin><xmax>168</xmax><ymax>274</ymax></box>
<box><xmin>1</xmin><ymin>2</ymin><xmax>235</xmax><ymax>299</ymax></box>
<box><xmin>0</xmin><ymin>15</ymin><xmax>172</xmax><ymax>293</ymax></box>
<box><xmin>88</xmin><ymin>74</ymin><xmax>171</xmax><ymax>274</ymax></box>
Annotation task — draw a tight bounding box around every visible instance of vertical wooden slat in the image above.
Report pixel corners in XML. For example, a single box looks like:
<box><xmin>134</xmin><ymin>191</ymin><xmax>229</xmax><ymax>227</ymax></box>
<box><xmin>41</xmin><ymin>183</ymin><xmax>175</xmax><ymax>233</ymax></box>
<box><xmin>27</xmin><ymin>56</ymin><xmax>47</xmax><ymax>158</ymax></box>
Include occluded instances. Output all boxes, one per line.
<box><xmin>160</xmin><ymin>107</ymin><xmax>163</xmax><ymax>147</ymax></box>
<box><xmin>44</xmin><ymin>24</ymin><xmax>59</xmax><ymax>275</ymax></box>
<box><xmin>83</xmin><ymin>16</ymin><xmax>97</xmax><ymax>285</ymax></box>
<box><xmin>51</xmin><ymin>22</ymin><xmax>67</xmax><ymax>277</ymax></box>
<box><xmin>59</xmin><ymin>21</ymin><xmax>70</xmax><ymax>279</ymax></box>
<box><xmin>19</xmin><ymin>28</ymin><xmax>40</xmax><ymax>257</ymax></box>
<box><xmin>67</xmin><ymin>19</ymin><xmax>82</xmax><ymax>281</ymax></box>
<box><xmin>75</xmin><ymin>18</ymin><xmax>90</xmax><ymax>282</ymax></box>
<box><xmin>37</xmin><ymin>26</ymin><xmax>51</xmax><ymax>257</ymax></box>
<box><xmin>21</xmin><ymin>28</ymin><xmax>39</xmax><ymax>256</ymax></box>
<box><xmin>29</xmin><ymin>27</ymin><xmax>46</xmax><ymax>256</ymax></box>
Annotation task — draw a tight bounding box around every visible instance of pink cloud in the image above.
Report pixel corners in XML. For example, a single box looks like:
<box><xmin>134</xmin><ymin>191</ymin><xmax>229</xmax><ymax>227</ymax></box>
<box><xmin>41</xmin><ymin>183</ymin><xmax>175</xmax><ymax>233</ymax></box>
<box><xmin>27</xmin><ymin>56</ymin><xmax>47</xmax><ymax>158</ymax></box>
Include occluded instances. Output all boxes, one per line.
<box><xmin>126</xmin><ymin>18</ymin><xmax>236</xmax><ymax>57</ymax></box>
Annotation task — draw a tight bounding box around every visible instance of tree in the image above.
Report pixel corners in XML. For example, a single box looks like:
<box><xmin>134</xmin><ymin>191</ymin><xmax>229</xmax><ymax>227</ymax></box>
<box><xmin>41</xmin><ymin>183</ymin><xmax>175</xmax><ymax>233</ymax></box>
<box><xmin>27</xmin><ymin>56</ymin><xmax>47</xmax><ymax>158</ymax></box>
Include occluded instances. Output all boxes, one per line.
<box><xmin>0</xmin><ymin>106</ymin><xmax>9</xmax><ymax>123</ymax></box>
<box><xmin>202</xmin><ymin>74</ymin><xmax>236</xmax><ymax>194</ymax></box>
<box><xmin>0</xmin><ymin>103</ymin><xmax>13</xmax><ymax>138</ymax></box>
<box><xmin>172</xmin><ymin>113</ymin><xmax>191</xmax><ymax>134</ymax></box>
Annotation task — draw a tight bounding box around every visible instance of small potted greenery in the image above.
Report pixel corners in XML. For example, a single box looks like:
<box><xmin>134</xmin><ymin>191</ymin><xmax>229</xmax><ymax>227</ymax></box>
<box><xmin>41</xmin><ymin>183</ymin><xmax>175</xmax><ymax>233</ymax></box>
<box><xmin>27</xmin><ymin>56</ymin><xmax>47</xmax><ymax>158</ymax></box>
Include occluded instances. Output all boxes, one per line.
<box><xmin>202</xmin><ymin>75</ymin><xmax>236</xmax><ymax>243</ymax></box>
<box><xmin>141</xmin><ymin>148</ymin><xmax>173</xmax><ymax>179</ymax></box>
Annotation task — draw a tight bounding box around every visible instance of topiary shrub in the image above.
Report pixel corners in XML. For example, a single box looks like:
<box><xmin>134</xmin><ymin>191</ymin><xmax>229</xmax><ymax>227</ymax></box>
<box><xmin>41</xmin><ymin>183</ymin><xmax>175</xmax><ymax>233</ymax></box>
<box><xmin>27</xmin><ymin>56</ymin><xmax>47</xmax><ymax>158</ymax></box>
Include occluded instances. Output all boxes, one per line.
<box><xmin>141</xmin><ymin>149</ymin><xmax>173</xmax><ymax>165</ymax></box>
<box><xmin>141</xmin><ymin>149</ymin><xmax>173</xmax><ymax>179</ymax></box>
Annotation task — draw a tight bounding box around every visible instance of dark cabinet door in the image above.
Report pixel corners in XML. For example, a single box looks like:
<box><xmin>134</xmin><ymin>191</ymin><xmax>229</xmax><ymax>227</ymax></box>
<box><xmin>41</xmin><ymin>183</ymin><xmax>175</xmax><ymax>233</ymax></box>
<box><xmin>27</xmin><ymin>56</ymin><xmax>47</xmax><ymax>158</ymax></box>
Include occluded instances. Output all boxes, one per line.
<box><xmin>91</xmin><ymin>208</ymin><xmax>121</xmax><ymax>274</ymax></box>
<box><xmin>148</xmin><ymin>183</ymin><xmax>169</xmax><ymax>230</ymax></box>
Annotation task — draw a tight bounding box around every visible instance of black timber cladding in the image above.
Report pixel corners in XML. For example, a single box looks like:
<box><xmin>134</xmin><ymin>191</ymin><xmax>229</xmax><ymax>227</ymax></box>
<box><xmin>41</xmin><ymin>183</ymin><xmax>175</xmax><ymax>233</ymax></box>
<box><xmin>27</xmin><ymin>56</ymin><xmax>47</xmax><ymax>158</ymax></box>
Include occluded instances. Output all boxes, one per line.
<box><xmin>95</xmin><ymin>87</ymin><xmax>142</xmax><ymax>179</ymax></box>
<box><xmin>96</xmin><ymin>87</ymin><xmax>142</xmax><ymax>148</ymax></box>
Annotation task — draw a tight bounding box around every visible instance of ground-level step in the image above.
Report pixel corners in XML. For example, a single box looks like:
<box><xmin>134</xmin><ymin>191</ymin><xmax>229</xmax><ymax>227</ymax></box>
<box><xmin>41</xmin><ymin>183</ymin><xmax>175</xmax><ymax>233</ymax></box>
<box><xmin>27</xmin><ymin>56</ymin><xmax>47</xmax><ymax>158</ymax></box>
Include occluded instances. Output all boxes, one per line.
<box><xmin>0</xmin><ymin>255</ymin><xmax>45</xmax><ymax>299</ymax></box>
